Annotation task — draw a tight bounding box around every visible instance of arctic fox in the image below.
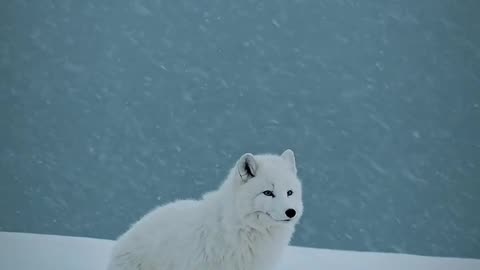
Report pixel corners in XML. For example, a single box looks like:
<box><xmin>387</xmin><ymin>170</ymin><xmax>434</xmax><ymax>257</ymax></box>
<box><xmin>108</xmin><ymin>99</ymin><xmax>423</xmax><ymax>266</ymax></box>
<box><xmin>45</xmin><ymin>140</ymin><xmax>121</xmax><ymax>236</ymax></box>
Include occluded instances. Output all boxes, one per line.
<box><xmin>107</xmin><ymin>149</ymin><xmax>303</xmax><ymax>270</ymax></box>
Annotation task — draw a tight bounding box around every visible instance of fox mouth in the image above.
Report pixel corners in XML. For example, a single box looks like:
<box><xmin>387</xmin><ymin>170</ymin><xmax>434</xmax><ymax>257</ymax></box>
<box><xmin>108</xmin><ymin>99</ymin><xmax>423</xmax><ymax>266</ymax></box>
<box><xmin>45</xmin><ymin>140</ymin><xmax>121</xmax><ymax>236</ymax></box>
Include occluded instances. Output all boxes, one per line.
<box><xmin>265</xmin><ymin>212</ymin><xmax>291</xmax><ymax>222</ymax></box>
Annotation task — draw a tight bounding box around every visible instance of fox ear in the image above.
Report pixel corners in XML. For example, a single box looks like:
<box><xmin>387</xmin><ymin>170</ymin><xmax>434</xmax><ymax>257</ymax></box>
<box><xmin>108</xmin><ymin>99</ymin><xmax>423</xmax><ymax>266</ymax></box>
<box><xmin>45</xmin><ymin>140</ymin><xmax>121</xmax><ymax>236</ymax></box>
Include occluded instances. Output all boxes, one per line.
<box><xmin>281</xmin><ymin>149</ymin><xmax>296</xmax><ymax>173</ymax></box>
<box><xmin>237</xmin><ymin>153</ymin><xmax>257</xmax><ymax>182</ymax></box>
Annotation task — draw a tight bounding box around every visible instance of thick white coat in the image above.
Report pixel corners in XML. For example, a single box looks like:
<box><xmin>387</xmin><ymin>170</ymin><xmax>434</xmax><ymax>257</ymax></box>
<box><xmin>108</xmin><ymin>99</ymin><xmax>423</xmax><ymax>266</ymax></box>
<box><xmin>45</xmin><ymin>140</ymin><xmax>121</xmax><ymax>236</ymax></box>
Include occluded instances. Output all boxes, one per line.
<box><xmin>107</xmin><ymin>150</ymin><xmax>303</xmax><ymax>270</ymax></box>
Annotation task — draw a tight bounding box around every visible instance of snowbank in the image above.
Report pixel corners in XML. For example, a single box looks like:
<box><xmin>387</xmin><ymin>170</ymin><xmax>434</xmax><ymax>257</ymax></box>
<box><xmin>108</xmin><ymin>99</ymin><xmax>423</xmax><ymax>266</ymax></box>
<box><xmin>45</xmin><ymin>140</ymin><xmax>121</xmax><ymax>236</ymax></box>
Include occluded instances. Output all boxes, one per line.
<box><xmin>1</xmin><ymin>232</ymin><xmax>479</xmax><ymax>270</ymax></box>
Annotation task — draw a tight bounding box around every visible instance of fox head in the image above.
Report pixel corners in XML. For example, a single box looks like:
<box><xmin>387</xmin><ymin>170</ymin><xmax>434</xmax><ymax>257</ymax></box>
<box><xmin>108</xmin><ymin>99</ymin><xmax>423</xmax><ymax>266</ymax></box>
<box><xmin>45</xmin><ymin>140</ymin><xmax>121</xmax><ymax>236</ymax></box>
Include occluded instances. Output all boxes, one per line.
<box><xmin>228</xmin><ymin>149</ymin><xmax>303</xmax><ymax>228</ymax></box>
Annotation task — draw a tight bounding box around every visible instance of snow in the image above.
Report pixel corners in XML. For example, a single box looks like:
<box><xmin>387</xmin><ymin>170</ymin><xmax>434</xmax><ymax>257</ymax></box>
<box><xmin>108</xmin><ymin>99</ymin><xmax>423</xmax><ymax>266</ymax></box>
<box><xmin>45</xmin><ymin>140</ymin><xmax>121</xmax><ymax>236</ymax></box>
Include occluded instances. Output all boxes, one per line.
<box><xmin>1</xmin><ymin>232</ymin><xmax>479</xmax><ymax>270</ymax></box>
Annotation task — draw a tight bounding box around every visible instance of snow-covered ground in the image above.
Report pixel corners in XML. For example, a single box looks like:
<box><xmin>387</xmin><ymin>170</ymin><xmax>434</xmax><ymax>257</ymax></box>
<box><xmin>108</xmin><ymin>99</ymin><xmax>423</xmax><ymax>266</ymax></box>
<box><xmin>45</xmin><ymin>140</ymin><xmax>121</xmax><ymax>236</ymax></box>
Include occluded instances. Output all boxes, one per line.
<box><xmin>1</xmin><ymin>232</ymin><xmax>479</xmax><ymax>270</ymax></box>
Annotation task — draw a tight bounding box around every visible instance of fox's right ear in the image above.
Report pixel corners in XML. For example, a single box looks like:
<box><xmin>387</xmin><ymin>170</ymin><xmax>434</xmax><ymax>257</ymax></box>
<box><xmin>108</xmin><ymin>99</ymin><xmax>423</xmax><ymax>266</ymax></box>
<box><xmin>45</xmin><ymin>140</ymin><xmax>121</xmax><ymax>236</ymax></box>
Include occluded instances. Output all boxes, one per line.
<box><xmin>237</xmin><ymin>153</ymin><xmax>257</xmax><ymax>182</ymax></box>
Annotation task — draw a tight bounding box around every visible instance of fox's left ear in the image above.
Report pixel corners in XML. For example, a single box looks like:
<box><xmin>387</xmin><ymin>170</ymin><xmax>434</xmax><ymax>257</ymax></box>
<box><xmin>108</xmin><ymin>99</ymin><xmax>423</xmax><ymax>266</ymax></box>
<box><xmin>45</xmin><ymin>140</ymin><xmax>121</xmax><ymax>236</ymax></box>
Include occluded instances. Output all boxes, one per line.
<box><xmin>281</xmin><ymin>149</ymin><xmax>297</xmax><ymax>174</ymax></box>
<box><xmin>237</xmin><ymin>153</ymin><xmax>257</xmax><ymax>182</ymax></box>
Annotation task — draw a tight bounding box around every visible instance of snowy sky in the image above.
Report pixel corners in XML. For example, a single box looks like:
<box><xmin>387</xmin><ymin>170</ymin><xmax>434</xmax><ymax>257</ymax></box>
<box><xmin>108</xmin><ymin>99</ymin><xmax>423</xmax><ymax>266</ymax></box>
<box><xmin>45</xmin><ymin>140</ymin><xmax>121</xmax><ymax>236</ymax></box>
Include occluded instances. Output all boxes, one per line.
<box><xmin>1</xmin><ymin>0</ymin><xmax>479</xmax><ymax>259</ymax></box>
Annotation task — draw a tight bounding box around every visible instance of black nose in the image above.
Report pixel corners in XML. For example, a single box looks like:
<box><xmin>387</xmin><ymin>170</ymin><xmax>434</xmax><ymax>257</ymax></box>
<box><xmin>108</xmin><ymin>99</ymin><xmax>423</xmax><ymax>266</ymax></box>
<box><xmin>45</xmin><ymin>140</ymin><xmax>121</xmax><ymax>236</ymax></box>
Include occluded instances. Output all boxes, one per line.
<box><xmin>285</xmin><ymin>208</ymin><xmax>296</xmax><ymax>218</ymax></box>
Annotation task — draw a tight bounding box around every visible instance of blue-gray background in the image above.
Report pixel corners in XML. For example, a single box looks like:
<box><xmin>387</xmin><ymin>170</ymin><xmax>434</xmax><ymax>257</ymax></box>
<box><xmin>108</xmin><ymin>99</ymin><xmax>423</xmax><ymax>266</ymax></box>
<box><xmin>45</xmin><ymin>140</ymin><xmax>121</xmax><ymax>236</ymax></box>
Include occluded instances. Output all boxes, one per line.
<box><xmin>1</xmin><ymin>0</ymin><xmax>479</xmax><ymax>259</ymax></box>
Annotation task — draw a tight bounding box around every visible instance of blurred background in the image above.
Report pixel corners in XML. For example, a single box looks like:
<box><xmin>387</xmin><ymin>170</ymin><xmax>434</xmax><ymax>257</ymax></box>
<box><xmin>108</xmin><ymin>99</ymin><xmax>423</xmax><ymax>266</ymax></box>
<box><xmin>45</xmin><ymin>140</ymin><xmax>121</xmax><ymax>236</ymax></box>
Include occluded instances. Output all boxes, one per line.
<box><xmin>1</xmin><ymin>0</ymin><xmax>479</xmax><ymax>259</ymax></box>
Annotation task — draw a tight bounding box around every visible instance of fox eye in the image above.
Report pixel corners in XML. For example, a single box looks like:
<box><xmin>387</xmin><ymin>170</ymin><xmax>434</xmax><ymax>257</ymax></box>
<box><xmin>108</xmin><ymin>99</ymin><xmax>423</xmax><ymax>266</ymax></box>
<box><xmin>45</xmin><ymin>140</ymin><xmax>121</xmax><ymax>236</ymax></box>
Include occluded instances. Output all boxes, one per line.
<box><xmin>263</xmin><ymin>190</ymin><xmax>275</xmax><ymax>197</ymax></box>
<box><xmin>287</xmin><ymin>190</ymin><xmax>293</xmax><ymax>196</ymax></box>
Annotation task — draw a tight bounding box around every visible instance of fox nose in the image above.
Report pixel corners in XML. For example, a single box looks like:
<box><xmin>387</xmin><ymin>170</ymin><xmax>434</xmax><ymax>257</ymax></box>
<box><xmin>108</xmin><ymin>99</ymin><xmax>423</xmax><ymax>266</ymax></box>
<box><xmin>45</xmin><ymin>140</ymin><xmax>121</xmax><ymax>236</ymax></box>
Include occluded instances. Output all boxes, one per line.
<box><xmin>285</xmin><ymin>208</ymin><xmax>296</xmax><ymax>219</ymax></box>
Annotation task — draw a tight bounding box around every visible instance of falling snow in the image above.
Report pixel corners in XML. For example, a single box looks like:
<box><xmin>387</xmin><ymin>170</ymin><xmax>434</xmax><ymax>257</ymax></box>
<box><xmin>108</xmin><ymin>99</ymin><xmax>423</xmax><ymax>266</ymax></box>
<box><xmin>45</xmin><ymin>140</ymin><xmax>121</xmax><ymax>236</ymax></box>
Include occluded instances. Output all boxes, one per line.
<box><xmin>1</xmin><ymin>0</ymin><xmax>479</xmax><ymax>260</ymax></box>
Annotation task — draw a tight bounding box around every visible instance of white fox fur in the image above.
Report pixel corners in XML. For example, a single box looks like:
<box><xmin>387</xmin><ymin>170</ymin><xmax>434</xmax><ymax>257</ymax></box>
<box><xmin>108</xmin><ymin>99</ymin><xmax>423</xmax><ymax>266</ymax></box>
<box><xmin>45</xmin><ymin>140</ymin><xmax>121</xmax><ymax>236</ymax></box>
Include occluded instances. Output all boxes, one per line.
<box><xmin>107</xmin><ymin>149</ymin><xmax>303</xmax><ymax>270</ymax></box>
